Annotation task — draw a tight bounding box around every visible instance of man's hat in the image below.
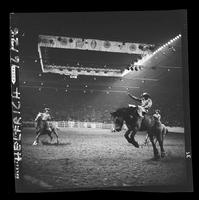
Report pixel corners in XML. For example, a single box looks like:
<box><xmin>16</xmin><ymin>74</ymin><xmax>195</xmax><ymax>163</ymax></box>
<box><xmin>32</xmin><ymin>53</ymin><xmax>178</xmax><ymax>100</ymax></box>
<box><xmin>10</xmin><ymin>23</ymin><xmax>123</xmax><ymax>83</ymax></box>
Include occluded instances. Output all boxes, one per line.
<box><xmin>44</xmin><ymin>108</ymin><xmax>50</xmax><ymax>111</ymax></box>
<box><xmin>141</xmin><ymin>92</ymin><xmax>151</xmax><ymax>98</ymax></box>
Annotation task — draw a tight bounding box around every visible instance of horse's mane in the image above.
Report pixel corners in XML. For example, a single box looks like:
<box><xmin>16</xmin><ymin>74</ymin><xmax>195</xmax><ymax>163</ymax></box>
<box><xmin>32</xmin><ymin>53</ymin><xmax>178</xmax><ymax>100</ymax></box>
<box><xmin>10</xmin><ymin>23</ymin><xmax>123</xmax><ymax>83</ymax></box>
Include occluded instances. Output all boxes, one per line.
<box><xmin>115</xmin><ymin>107</ymin><xmax>154</xmax><ymax>121</ymax></box>
<box><xmin>115</xmin><ymin>107</ymin><xmax>135</xmax><ymax>117</ymax></box>
<box><xmin>35</xmin><ymin>112</ymin><xmax>43</xmax><ymax>120</ymax></box>
<box><xmin>35</xmin><ymin>113</ymin><xmax>43</xmax><ymax>127</ymax></box>
<box><xmin>115</xmin><ymin>107</ymin><xmax>128</xmax><ymax>115</ymax></box>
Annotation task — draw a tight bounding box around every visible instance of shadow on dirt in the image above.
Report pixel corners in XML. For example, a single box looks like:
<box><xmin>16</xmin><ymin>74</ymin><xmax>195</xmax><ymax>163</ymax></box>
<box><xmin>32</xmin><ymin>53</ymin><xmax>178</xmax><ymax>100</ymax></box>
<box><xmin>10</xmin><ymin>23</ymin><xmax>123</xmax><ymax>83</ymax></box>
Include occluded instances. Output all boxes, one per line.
<box><xmin>41</xmin><ymin>141</ymin><xmax>71</xmax><ymax>146</ymax></box>
<box><xmin>144</xmin><ymin>153</ymin><xmax>185</xmax><ymax>165</ymax></box>
<box><xmin>144</xmin><ymin>157</ymin><xmax>161</xmax><ymax>165</ymax></box>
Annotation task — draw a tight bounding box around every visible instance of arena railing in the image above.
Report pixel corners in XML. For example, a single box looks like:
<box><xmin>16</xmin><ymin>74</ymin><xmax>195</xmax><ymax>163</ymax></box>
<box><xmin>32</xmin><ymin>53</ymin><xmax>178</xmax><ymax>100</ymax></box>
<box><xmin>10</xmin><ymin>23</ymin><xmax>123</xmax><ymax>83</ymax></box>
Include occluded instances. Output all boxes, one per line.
<box><xmin>22</xmin><ymin>121</ymin><xmax>184</xmax><ymax>133</ymax></box>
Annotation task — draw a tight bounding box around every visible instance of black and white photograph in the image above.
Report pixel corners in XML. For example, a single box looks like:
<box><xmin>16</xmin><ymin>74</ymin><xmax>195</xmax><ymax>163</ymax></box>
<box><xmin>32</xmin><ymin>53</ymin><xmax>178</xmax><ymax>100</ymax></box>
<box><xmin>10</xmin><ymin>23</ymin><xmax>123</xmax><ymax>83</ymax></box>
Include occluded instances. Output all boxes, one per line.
<box><xmin>10</xmin><ymin>10</ymin><xmax>193</xmax><ymax>192</ymax></box>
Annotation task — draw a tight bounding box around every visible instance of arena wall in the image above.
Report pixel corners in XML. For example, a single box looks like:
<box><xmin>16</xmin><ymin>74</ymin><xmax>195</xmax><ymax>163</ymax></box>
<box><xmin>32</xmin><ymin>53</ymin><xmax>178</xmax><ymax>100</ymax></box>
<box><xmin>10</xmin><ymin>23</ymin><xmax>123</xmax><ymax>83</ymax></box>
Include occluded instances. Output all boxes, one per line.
<box><xmin>22</xmin><ymin>121</ymin><xmax>184</xmax><ymax>133</ymax></box>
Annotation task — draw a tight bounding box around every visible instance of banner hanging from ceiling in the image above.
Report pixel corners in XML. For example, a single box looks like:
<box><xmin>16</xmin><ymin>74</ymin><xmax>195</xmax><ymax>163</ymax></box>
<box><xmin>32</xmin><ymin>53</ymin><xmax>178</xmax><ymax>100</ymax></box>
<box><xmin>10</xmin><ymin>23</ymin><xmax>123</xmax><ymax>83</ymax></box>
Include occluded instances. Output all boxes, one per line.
<box><xmin>38</xmin><ymin>35</ymin><xmax>154</xmax><ymax>55</ymax></box>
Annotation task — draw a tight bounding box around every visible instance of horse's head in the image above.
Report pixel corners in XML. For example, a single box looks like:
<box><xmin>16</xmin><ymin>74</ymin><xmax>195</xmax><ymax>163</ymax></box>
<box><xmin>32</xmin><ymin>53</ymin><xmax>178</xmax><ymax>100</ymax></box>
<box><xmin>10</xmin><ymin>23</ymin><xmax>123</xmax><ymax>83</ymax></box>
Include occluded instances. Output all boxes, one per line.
<box><xmin>35</xmin><ymin>114</ymin><xmax>42</xmax><ymax>122</ymax></box>
<box><xmin>111</xmin><ymin>106</ymin><xmax>142</xmax><ymax>132</ymax></box>
<box><xmin>110</xmin><ymin>111</ymin><xmax>124</xmax><ymax>132</ymax></box>
<box><xmin>35</xmin><ymin>113</ymin><xmax>44</xmax><ymax>129</ymax></box>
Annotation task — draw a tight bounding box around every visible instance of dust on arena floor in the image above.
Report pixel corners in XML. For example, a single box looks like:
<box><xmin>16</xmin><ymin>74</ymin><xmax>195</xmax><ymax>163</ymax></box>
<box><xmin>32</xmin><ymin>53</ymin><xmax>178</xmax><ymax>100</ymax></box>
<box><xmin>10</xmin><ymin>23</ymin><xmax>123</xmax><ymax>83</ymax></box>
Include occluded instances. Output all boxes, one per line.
<box><xmin>19</xmin><ymin>127</ymin><xmax>187</xmax><ymax>192</ymax></box>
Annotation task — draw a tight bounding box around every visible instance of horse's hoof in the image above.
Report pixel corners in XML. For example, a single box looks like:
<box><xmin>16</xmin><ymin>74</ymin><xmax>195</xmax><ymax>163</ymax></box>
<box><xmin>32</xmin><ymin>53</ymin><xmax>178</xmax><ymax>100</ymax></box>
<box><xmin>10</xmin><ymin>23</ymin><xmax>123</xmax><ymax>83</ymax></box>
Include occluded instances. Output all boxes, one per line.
<box><xmin>154</xmin><ymin>154</ymin><xmax>160</xmax><ymax>160</ymax></box>
<box><xmin>143</xmin><ymin>142</ymin><xmax>149</xmax><ymax>147</ymax></box>
<box><xmin>161</xmin><ymin>152</ymin><xmax>166</xmax><ymax>158</ymax></box>
<box><xmin>135</xmin><ymin>144</ymin><xmax>139</xmax><ymax>148</ymax></box>
<box><xmin>132</xmin><ymin>141</ymin><xmax>139</xmax><ymax>148</ymax></box>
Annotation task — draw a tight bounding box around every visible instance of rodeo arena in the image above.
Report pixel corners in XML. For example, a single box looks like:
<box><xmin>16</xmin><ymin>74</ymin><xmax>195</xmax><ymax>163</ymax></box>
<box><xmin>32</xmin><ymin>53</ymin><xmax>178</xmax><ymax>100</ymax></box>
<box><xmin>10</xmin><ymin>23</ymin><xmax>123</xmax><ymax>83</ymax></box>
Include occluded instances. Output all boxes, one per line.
<box><xmin>13</xmin><ymin>11</ymin><xmax>191</xmax><ymax>192</ymax></box>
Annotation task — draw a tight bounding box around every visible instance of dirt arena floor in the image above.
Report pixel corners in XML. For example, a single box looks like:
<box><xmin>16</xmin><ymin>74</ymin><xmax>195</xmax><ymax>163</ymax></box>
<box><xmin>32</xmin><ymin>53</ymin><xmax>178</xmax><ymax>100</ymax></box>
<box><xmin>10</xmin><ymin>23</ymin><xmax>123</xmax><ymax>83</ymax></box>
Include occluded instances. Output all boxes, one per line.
<box><xmin>19</xmin><ymin>127</ymin><xmax>187</xmax><ymax>192</ymax></box>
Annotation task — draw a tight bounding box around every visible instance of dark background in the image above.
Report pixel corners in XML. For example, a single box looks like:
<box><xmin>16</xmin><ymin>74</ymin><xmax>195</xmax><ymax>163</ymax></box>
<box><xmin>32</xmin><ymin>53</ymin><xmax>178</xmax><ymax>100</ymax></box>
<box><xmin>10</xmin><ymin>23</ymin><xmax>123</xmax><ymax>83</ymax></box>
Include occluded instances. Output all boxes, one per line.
<box><xmin>11</xmin><ymin>11</ymin><xmax>187</xmax><ymax>126</ymax></box>
<box><xmin>7</xmin><ymin>9</ymin><xmax>196</xmax><ymax>195</ymax></box>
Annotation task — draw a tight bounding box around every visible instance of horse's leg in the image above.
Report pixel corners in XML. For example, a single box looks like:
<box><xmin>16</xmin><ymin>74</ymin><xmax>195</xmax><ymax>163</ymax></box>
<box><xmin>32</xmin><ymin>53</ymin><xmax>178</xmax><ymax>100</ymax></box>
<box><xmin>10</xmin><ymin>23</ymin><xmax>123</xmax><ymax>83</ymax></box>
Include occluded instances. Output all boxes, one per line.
<box><xmin>35</xmin><ymin>125</ymin><xmax>41</xmax><ymax>136</ymax></box>
<box><xmin>154</xmin><ymin>137</ymin><xmax>158</xmax><ymax>145</ymax></box>
<box><xmin>129</xmin><ymin>128</ymin><xmax>139</xmax><ymax>148</ymax></box>
<box><xmin>144</xmin><ymin>133</ymin><xmax>150</xmax><ymax>146</ymax></box>
<box><xmin>157</xmin><ymin>130</ymin><xmax>166</xmax><ymax>158</ymax></box>
<box><xmin>35</xmin><ymin>129</ymin><xmax>39</xmax><ymax>135</ymax></box>
<box><xmin>33</xmin><ymin>131</ymin><xmax>42</xmax><ymax>145</ymax></box>
<box><xmin>47</xmin><ymin>130</ymin><xmax>53</xmax><ymax>142</ymax></box>
<box><xmin>52</xmin><ymin>129</ymin><xmax>59</xmax><ymax>144</ymax></box>
<box><xmin>124</xmin><ymin>130</ymin><xmax>132</xmax><ymax>144</ymax></box>
<box><xmin>149</xmin><ymin>133</ymin><xmax>160</xmax><ymax>159</ymax></box>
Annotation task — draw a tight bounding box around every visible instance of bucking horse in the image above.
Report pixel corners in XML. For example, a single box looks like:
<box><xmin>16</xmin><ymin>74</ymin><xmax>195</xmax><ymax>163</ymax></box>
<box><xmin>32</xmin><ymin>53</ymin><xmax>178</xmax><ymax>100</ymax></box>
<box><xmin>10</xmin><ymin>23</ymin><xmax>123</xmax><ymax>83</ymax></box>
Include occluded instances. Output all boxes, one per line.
<box><xmin>32</xmin><ymin>114</ymin><xmax>59</xmax><ymax>145</ymax></box>
<box><xmin>110</xmin><ymin>106</ymin><xmax>168</xmax><ymax>160</ymax></box>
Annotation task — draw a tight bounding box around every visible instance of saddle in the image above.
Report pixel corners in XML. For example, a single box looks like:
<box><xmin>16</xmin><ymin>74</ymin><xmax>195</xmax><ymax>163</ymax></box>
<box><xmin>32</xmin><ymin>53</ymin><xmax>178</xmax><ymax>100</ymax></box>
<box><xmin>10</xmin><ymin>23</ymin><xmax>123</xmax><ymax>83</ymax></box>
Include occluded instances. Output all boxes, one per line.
<box><xmin>128</xmin><ymin>104</ymin><xmax>145</xmax><ymax>118</ymax></box>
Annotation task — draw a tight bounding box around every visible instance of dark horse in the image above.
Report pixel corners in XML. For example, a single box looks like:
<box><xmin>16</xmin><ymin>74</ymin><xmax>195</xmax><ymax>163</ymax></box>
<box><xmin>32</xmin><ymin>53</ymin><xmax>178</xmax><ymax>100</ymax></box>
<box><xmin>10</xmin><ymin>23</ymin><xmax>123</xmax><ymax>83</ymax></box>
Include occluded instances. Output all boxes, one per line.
<box><xmin>32</xmin><ymin>115</ymin><xmax>59</xmax><ymax>145</ymax></box>
<box><xmin>111</xmin><ymin>106</ymin><xmax>167</xmax><ymax>159</ymax></box>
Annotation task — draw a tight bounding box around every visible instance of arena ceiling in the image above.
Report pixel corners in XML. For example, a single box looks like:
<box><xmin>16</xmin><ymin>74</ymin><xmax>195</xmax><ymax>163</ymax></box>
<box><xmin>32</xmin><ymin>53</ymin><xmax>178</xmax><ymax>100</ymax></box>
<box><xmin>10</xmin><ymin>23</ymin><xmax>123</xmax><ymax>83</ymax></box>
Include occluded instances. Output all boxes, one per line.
<box><xmin>16</xmin><ymin>11</ymin><xmax>187</xmax><ymax>105</ymax></box>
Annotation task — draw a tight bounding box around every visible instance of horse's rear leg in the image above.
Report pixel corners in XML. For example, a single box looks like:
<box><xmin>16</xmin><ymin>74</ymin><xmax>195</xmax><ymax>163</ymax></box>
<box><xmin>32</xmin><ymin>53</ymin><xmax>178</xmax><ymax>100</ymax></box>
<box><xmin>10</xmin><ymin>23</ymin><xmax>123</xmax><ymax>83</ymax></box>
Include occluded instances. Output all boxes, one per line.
<box><xmin>144</xmin><ymin>134</ymin><xmax>150</xmax><ymax>146</ymax></box>
<box><xmin>48</xmin><ymin>131</ymin><xmax>53</xmax><ymax>142</ymax></box>
<box><xmin>149</xmin><ymin>134</ymin><xmax>160</xmax><ymax>159</ymax></box>
<box><xmin>52</xmin><ymin>129</ymin><xmax>59</xmax><ymax>144</ymax></box>
<box><xmin>157</xmin><ymin>132</ymin><xmax>166</xmax><ymax>158</ymax></box>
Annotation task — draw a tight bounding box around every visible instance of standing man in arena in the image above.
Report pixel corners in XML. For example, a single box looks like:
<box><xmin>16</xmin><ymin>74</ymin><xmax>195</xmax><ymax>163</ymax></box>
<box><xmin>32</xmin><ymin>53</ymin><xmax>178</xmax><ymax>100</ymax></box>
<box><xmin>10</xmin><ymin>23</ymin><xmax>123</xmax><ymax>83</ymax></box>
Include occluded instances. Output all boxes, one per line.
<box><xmin>35</xmin><ymin>107</ymin><xmax>52</xmax><ymax>131</ymax></box>
<box><xmin>153</xmin><ymin>109</ymin><xmax>161</xmax><ymax>123</ymax></box>
<box><xmin>144</xmin><ymin>109</ymin><xmax>164</xmax><ymax>145</ymax></box>
<box><xmin>127</xmin><ymin>92</ymin><xmax>152</xmax><ymax>118</ymax></box>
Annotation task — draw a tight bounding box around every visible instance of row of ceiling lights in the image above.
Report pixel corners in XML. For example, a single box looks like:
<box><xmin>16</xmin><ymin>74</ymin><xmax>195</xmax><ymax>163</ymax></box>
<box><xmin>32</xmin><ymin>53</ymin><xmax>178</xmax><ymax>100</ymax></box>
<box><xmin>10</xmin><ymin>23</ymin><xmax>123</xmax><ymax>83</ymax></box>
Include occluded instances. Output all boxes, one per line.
<box><xmin>152</xmin><ymin>34</ymin><xmax>181</xmax><ymax>55</ymax></box>
<box><xmin>23</xmin><ymin>83</ymin><xmax>145</xmax><ymax>88</ymax></box>
<box><xmin>26</xmin><ymin>87</ymin><xmax>131</xmax><ymax>94</ymax></box>
<box><xmin>21</xmin><ymin>35</ymin><xmax>181</xmax><ymax>79</ymax></box>
<box><xmin>133</xmin><ymin>34</ymin><xmax>182</xmax><ymax>66</ymax></box>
